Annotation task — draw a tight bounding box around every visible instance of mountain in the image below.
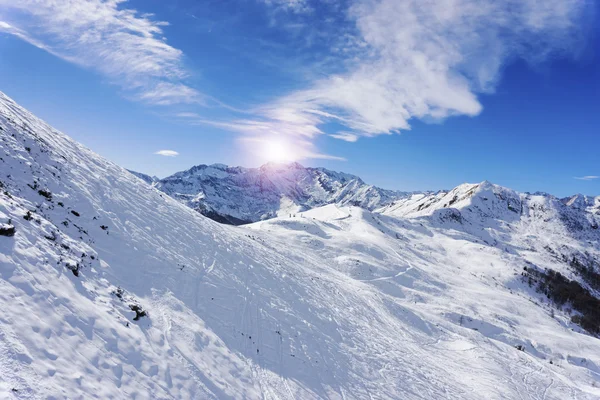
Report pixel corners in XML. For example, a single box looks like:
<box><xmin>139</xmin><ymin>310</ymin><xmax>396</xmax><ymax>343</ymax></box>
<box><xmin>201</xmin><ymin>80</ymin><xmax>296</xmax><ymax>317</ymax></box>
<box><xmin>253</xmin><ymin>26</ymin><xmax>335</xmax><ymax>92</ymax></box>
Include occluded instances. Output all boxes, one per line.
<box><xmin>378</xmin><ymin>181</ymin><xmax>600</xmax><ymax>235</ymax></box>
<box><xmin>1</xmin><ymin>90</ymin><xmax>600</xmax><ymax>399</ymax></box>
<box><xmin>139</xmin><ymin>162</ymin><xmax>410</xmax><ymax>225</ymax></box>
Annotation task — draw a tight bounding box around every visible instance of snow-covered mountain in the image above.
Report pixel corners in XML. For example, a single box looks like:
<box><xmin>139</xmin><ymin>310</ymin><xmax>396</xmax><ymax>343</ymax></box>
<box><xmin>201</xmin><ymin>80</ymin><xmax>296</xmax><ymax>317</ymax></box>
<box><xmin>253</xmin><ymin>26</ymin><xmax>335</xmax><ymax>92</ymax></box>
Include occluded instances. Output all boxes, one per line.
<box><xmin>562</xmin><ymin>193</ymin><xmax>600</xmax><ymax>215</ymax></box>
<box><xmin>1</xmin><ymin>90</ymin><xmax>600</xmax><ymax>399</ymax></box>
<box><xmin>144</xmin><ymin>162</ymin><xmax>409</xmax><ymax>224</ymax></box>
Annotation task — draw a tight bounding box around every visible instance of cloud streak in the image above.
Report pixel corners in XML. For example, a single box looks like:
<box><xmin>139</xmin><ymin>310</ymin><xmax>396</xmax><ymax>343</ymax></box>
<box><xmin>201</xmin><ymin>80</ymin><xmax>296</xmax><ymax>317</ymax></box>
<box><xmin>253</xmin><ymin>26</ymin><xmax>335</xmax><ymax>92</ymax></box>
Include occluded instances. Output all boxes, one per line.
<box><xmin>154</xmin><ymin>150</ymin><xmax>179</xmax><ymax>157</ymax></box>
<box><xmin>574</xmin><ymin>176</ymin><xmax>599</xmax><ymax>181</ymax></box>
<box><xmin>0</xmin><ymin>0</ymin><xmax>200</xmax><ymax>105</ymax></box>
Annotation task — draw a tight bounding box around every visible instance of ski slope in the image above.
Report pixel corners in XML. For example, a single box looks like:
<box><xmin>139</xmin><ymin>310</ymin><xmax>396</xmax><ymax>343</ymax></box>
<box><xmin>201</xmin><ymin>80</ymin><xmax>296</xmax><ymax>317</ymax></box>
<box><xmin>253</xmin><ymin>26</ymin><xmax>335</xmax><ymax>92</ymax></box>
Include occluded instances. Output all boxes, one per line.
<box><xmin>1</xmin><ymin>91</ymin><xmax>600</xmax><ymax>399</ymax></box>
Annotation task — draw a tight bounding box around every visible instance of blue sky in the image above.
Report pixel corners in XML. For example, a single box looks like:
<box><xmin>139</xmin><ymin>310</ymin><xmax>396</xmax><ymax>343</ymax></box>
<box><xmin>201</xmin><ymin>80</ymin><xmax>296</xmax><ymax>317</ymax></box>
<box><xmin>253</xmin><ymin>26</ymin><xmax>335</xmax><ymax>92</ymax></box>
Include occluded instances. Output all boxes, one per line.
<box><xmin>0</xmin><ymin>0</ymin><xmax>598</xmax><ymax>196</ymax></box>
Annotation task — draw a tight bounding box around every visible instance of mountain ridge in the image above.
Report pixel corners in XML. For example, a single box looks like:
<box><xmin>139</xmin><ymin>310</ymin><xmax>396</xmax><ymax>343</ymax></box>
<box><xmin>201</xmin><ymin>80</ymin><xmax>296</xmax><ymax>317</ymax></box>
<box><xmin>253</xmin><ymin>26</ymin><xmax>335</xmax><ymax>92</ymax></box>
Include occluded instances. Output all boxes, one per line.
<box><xmin>131</xmin><ymin>162</ymin><xmax>600</xmax><ymax>226</ymax></box>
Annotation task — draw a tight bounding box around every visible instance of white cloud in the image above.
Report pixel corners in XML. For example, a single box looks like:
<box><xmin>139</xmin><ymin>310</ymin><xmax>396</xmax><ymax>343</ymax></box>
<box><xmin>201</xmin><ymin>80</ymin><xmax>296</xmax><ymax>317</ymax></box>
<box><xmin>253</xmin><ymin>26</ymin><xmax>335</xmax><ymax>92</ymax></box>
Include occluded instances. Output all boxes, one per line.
<box><xmin>245</xmin><ymin>0</ymin><xmax>589</xmax><ymax>143</ymax></box>
<box><xmin>154</xmin><ymin>150</ymin><xmax>179</xmax><ymax>157</ymax></box>
<box><xmin>0</xmin><ymin>0</ymin><xmax>200</xmax><ymax>105</ymax></box>
<box><xmin>330</xmin><ymin>132</ymin><xmax>359</xmax><ymax>142</ymax></box>
<box><xmin>574</xmin><ymin>176</ymin><xmax>599</xmax><ymax>181</ymax></box>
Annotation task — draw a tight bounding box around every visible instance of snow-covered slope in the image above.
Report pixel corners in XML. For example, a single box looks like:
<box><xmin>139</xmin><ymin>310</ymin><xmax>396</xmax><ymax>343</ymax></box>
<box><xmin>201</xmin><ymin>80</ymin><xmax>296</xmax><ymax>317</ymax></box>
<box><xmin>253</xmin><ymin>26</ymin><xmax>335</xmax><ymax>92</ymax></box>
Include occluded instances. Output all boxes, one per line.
<box><xmin>1</xmin><ymin>91</ymin><xmax>600</xmax><ymax>399</ymax></box>
<box><xmin>149</xmin><ymin>162</ymin><xmax>408</xmax><ymax>224</ymax></box>
<box><xmin>126</xmin><ymin>169</ymin><xmax>159</xmax><ymax>186</ymax></box>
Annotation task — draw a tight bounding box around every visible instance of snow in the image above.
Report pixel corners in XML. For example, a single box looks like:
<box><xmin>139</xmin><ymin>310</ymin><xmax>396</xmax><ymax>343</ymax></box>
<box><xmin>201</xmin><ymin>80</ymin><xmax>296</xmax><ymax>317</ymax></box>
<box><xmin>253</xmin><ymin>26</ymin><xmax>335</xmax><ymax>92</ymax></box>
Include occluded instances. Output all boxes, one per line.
<box><xmin>1</xmin><ymin>90</ymin><xmax>600</xmax><ymax>399</ymax></box>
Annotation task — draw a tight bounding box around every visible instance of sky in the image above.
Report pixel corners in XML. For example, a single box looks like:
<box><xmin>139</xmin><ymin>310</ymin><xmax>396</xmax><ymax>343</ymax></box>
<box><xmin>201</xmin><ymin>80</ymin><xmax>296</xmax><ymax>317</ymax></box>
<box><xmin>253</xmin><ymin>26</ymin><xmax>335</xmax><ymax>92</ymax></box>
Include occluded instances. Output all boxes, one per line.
<box><xmin>0</xmin><ymin>0</ymin><xmax>598</xmax><ymax>197</ymax></box>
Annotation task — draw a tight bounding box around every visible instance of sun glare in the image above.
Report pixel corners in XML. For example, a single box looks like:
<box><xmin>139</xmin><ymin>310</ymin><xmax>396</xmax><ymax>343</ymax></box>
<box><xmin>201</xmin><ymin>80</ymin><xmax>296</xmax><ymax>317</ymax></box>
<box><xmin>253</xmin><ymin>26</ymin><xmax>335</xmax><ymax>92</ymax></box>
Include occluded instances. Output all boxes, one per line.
<box><xmin>264</xmin><ymin>139</ymin><xmax>294</xmax><ymax>163</ymax></box>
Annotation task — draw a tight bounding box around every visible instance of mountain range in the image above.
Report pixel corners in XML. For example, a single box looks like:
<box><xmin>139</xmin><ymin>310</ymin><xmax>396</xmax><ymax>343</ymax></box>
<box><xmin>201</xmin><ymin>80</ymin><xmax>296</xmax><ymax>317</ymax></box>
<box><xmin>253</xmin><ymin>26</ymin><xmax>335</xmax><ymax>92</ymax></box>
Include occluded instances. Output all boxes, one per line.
<box><xmin>130</xmin><ymin>163</ymin><xmax>599</xmax><ymax>227</ymax></box>
<box><xmin>1</xmin><ymin>90</ymin><xmax>600</xmax><ymax>399</ymax></box>
<box><xmin>131</xmin><ymin>163</ymin><xmax>410</xmax><ymax>225</ymax></box>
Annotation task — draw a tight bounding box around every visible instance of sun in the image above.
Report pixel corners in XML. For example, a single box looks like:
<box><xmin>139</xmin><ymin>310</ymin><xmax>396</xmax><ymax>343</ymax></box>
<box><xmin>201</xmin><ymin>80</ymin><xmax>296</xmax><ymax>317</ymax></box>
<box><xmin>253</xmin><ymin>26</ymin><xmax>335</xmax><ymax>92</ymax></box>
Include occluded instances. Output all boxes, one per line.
<box><xmin>263</xmin><ymin>138</ymin><xmax>295</xmax><ymax>163</ymax></box>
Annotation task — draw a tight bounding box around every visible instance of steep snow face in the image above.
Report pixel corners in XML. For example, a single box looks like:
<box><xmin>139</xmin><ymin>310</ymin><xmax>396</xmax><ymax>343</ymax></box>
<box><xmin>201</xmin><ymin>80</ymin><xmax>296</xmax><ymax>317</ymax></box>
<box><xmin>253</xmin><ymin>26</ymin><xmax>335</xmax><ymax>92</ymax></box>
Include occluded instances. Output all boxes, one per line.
<box><xmin>1</xmin><ymin>90</ymin><xmax>600</xmax><ymax>399</ymax></box>
<box><xmin>151</xmin><ymin>161</ymin><xmax>408</xmax><ymax>224</ymax></box>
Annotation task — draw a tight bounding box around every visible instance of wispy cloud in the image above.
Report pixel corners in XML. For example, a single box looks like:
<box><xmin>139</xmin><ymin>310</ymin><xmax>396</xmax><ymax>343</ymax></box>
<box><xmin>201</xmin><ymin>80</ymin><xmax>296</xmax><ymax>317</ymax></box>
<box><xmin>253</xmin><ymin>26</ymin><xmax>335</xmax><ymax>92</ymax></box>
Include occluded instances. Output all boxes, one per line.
<box><xmin>176</xmin><ymin>113</ymin><xmax>347</xmax><ymax>161</ymax></box>
<box><xmin>238</xmin><ymin>0</ymin><xmax>589</xmax><ymax>145</ymax></box>
<box><xmin>574</xmin><ymin>176</ymin><xmax>599</xmax><ymax>181</ymax></box>
<box><xmin>260</xmin><ymin>0</ymin><xmax>312</xmax><ymax>14</ymax></box>
<box><xmin>0</xmin><ymin>0</ymin><xmax>200</xmax><ymax>105</ymax></box>
<box><xmin>0</xmin><ymin>20</ymin><xmax>58</xmax><ymax>55</ymax></box>
<box><xmin>330</xmin><ymin>132</ymin><xmax>359</xmax><ymax>143</ymax></box>
<box><xmin>154</xmin><ymin>150</ymin><xmax>179</xmax><ymax>157</ymax></box>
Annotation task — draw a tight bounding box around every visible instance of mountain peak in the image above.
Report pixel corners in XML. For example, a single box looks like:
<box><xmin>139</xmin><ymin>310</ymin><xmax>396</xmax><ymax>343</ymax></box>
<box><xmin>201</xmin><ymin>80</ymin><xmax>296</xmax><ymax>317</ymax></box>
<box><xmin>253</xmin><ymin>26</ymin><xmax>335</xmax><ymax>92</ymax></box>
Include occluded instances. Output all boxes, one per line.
<box><xmin>209</xmin><ymin>163</ymin><xmax>229</xmax><ymax>170</ymax></box>
<box><xmin>478</xmin><ymin>179</ymin><xmax>494</xmax><ymax>188</ymax></box>
<box><xmin>260</xmin><ymin>161</ymin><xmax>305</xmax><ymax>170</ymax></box>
